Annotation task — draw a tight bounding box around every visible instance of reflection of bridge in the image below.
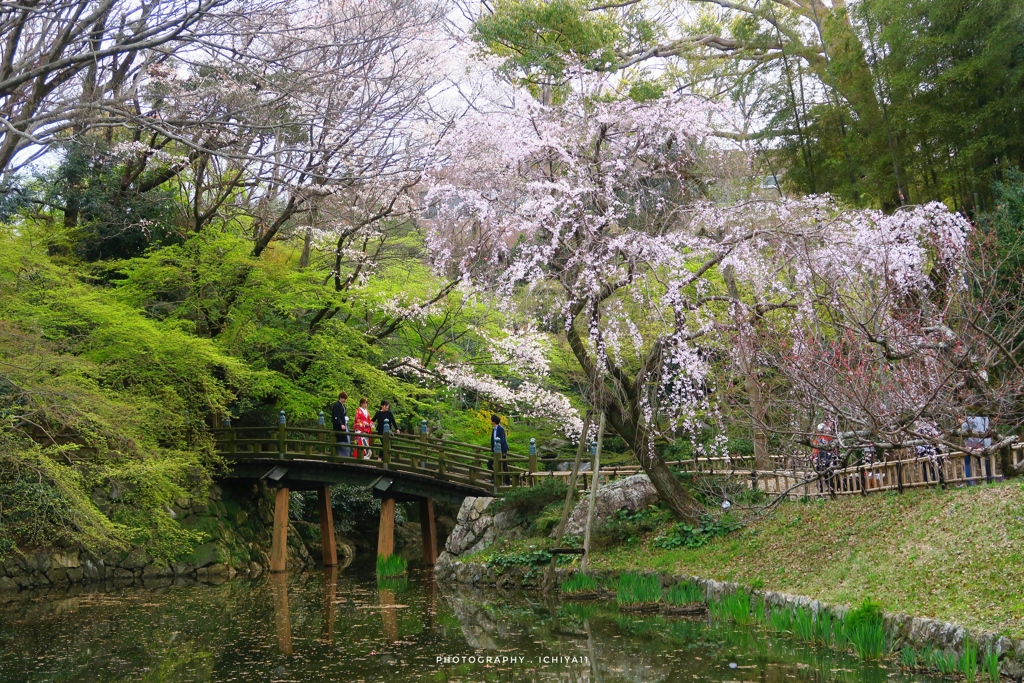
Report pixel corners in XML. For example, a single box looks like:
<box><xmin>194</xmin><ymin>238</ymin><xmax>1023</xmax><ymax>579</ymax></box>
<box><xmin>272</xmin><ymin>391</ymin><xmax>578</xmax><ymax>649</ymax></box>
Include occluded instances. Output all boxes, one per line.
<box><xmin>213</xmin><ymin>416</ymin><xmax>1024</xmax><ymax>572</ymax></box>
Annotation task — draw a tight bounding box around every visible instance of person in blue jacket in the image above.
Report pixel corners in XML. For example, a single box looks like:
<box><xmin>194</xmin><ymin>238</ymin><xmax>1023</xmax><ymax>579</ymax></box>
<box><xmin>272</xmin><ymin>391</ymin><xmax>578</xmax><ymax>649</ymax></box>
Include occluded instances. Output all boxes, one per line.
<box><xmin>489</xmin><ymin>414</ymin><xmax>510</xmax><ymax>485</ymax></box>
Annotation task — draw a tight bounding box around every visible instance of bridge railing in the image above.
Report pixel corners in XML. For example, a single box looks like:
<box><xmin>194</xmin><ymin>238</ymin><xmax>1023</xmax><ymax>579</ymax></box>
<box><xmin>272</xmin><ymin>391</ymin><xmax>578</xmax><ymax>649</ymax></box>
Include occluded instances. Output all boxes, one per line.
<box><xmin>211</xmin><ymin>422</ymin><xmax>1024</xmax><ymax>499</ymax></box>
<box><xmin>210</xmin><ymin>425</ymin><xmax>534</xmax><ymax>493</ymax></box>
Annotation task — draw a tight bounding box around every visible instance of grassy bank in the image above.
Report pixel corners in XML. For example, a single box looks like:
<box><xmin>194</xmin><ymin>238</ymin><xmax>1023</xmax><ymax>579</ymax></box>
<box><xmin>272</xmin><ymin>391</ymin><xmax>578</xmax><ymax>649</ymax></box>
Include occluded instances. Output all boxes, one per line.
<box><xmin>469</xmin><ymin>481</ymin><xmax>1024</xmax><ymax>638</ymax></box>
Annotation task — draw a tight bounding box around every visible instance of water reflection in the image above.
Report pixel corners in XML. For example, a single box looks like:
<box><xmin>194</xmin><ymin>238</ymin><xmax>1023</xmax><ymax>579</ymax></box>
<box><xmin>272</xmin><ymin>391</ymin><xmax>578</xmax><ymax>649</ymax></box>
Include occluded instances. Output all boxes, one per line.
<box><xmin>270</xmin><ymin>571</ymin><xmax>292</xmax><ymax>656</ymax></box>
<box><xmin>0</xmin><ymin>568</ymin><xmax>944</xmax><ymax>683</ymax></box>
<box><xmin>320</xmin><ymin>566</ymin><xmax>337</xmax><ymax>644</ymax></box>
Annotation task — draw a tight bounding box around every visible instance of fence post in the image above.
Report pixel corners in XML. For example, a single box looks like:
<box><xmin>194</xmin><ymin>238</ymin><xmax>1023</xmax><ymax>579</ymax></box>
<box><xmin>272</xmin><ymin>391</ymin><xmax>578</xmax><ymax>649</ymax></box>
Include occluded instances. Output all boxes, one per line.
<box><xmin>419</xmin><ymin>420</ymin><xmax>428</xmax><ymax>470</ymax></box>
<box><xmin>383</xmin><ymin>419</ymin><xmax>393</xmax><ymax>470</ymax></box>
<box><xmin>318</xmin><ymin>411</ymin><xmax>326</xmax><ymax>456</ymax></box>
<box><xmin>278</xmin><ymin>410</ymin><xmax>286</xmax><ymax>460</ymax></box>
<box><xmin>529</xmin><ymin>438</ymin><xmax>537</xmax><ymax>486</ymax></box>
<box><xmin>892</xmin><ymin>451</ymin><xmax>904</xmax><ymax>494</ymax></box>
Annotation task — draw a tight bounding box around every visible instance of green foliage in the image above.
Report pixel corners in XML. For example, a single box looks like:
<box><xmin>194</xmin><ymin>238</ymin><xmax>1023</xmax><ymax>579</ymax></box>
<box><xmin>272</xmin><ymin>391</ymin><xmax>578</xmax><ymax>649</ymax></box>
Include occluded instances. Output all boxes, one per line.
<box><xmin>854</xmin><ymin>0</ymin><xmax>1024</xmax><ymax>210</ymax></box>
<box><xmin>491</xmin><ymin>478</ymin><xmax>568</xmax><ymax>517</ymax></box>
<box><xmin>843</xmin><ymin>600</ymin><xmax>887</xmax><ymax>660</ymax></box>
<box><xmin>560</xmin><ymin>573</ymin><xmax>599</xmax><ymax>594</ymax></box>
<box><xmin>963</xmin><ymin>635</ymin><xmax>979</xmax><ymax>683</ymax></box>
<box><xmin>709</xmin><ymin>590</ymin><xmax>752</xmax><ymax>625</ymax></box>
<box><xmin>792</xmin><ymin>606</ymin><xmax>814</xmax><ymax>641</ymax></box>
<box><xmin>0</xmin><ymin>435</ymin><xmax>124</xmax><ymax>555</ymax></box>
<box><xmin>532</xmin><ymin>501</ymin><xmax>567</xmax><ymax>536</ymax></box>
<box><xmin>923</xmin><ymin>647</ymin><xmax>962</xmax><ymax>676</ymax></box>
<box><xmin>664</xmin><ymin>580</ymin><xmax>703</xmax><ymax>606</ymax></box>
<box><xmin>769</xmin><ymin>606</ymin><xmax>794</xmax><ymax>633</ymax></box>
<box><xmin>652</xmin><ymin>513</ymin><xmax>742</xmax><ymax>550</ymax></box>
<box><xmin>473</xmin><ymin>0</ymin><xmax>623</xmax><ymax>85</ymax></box>
<box><xmin>596</xmin><ymin>504</ymin><xmax>671</xmax><ymax>548</ymax></box>
<box><xmin>900</xmin><ymin>646</ymin><xmax>919</xmax><ymax>670</ymax></box>
<box><xmin>486</xmin><ymin>545</ymin><xmax>554</xmax><ymax>568</ymax></box>
<box><xmin>40</xmin><ymin>140</ymin><xmax>183</xmax><ymax>261</ymax></box>
<box><xmin>983</xmin><ymin>646</ymin><xmax>1000</xmax><ymax>683</ymax></box>
<box><xmin>376</xmin><ymin>554</ymin><xmax>408</xmax><ymax>577</ymax></box>
<box><xmin>328</xmin><ymin>484</ymin><xmax>405</xmax><ymax>533</ymax></box>
<box><xmin>615</xmin><ymin>572</ymin><xmax>662</xmax><ymax>606</ymax></box>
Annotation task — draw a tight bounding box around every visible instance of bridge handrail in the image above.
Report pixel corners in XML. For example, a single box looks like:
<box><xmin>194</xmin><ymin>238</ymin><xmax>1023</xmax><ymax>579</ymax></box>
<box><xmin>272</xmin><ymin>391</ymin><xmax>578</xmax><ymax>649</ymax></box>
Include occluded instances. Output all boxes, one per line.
<box><xmin>211</xmin><ymin>423</ymin><xmax>1023</xmax><ymax>498</ymax></box>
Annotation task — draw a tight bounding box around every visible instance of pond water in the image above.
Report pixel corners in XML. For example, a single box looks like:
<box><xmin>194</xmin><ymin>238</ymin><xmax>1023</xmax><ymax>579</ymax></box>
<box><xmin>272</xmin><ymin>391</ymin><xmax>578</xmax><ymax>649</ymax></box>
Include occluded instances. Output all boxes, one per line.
<box><xmin>0</xmin><ymin>566</ymin><xmax>943</xmax><ymax>683</ymax></box>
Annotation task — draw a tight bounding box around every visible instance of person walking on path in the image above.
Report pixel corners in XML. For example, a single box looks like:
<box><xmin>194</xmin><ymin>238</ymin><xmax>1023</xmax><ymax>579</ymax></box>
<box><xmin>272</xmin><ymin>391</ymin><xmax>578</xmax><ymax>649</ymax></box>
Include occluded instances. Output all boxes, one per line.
<box><xmin>488</xmin><ymin>414</ymin><xmax>510</xmax><ymax>486</ymax></box>
<box><xmin>811</xmin><ymin>423</ymin><xmax>836</xmax><ymax>495</ymax></box>
<box><xmin>354</xmin><ymin>397</ymin><xmax>373</xmax><ymax>459</ymax></box>
<box><xmin>331</xmin><ymin>392</ymin><xmax>351</xmax><ymax>457</ymax></box>
<box><xmin>372</xmin><ymin>400</ymin><xmax>399</xmax><ymax>435</ymax></box>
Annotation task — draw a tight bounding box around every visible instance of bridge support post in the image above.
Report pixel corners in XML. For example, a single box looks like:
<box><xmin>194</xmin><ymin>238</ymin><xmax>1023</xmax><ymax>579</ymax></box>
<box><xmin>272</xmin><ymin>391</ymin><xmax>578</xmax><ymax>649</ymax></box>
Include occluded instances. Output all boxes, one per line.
<box><xmin>318</xmin><ymin>486</ymin><xmax>337</xmax><ymax>567</ymax></box>
<box><xmin>377</xmin><ymin>496</ymin><xmax>395</xmax><ymax>559</ymax></box>
<box><xmin>420</xmin><ymin>498</ymin><xmax>437</xmax><ymax>566</ymax></box>
<box><xmin>271</xmin><ymin>487</ymin><xmax>290</xmax><ymax>573</ymax></box>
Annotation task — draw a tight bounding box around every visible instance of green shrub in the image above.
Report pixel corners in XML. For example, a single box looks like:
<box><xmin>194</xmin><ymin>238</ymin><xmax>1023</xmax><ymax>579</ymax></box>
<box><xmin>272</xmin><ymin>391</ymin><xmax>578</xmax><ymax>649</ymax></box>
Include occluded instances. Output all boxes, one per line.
<box><xmin>652</xmin><ymin>513</ymin><xmax>742</xmax><ymax>550</ymax></box>
<box><xmin>486</xmin><ymin>546</ymin><xmax>555</xmax><ymax>568</ymax></box>
<box><xmin>490</xmin><ymin>479</ymin><xmax>568</xmax><ymax>517</ymax></box>
<box><xmin>532</xmin><ymin>501</ymin><xmax>566</xmax><ymax>535</ymax></box>
<box><xmin>664</xmin><ymin>580</ymin><xmax>704</xmax><ymax>606</ymax></box>
<box><xmin>376</xmin><ymin>554</ymin><xmax>408</xmax><ymax>577</ymax></box>
<box><xmin>844</xmin><ymin>599</ymin><xmax>884</xmax><ymax>633</ymax></box>
<box><xmin>560</xmin><ymin>573</ymin><xmax>600</xmax><ymax>594</ymax></box>
<box><xmin>616</xmin><ymin>572</ymin><xmax>662</xmax><ymax>606</ymax></box>
<box><xmin>595</xmin><ymin>505</ymin><xmax>671</xmax><ymax>548</ymax></box>
<box><xmin>843</xmin><ymin>599</ymin><xmax>886</xmax><ymax>660</ymax></box>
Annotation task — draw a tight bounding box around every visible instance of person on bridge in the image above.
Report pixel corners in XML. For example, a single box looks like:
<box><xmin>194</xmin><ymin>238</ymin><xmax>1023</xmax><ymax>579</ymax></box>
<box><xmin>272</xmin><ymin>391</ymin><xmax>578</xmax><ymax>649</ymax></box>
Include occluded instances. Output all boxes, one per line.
<box><xmin>331</xmin><ymin>392</ymin><xmax>351</xmax><ymax>458</ymax></box>
<box><xmin>354</xmin><ymin>397</ymin><xmax>373</xmax><ymax>459</ymax></box>
<box><xmin>372</xmin><ymin>400</ymin><xmax>399</xmax><ymax>435</ymax></box>
<box><xmin>489</xmin><ymin>414</ymin><xmax>510</xmax><ymax>486</ymax></box>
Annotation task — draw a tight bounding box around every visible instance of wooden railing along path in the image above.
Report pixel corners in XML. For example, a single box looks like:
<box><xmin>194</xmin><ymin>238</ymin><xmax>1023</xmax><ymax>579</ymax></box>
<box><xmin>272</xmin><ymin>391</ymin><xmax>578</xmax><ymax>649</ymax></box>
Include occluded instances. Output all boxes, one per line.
<box><xmin>211</xmin><ymin>416</ymin><xmax>1024</xmax><ymax>499</ymax></box>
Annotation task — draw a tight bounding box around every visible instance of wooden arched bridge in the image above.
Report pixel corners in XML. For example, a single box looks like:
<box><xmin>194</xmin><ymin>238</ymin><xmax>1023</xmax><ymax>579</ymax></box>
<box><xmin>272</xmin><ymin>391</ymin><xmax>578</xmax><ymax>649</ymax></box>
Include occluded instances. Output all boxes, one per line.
<box><xmin>211</xmin><ymin>414</ymin><xmax>540</xmax><ymax>573</ymax></box>
<box><xmin>212</xmin><ymin>414</ymin><xmax>1024</xmax><ymax>573</ymax></box>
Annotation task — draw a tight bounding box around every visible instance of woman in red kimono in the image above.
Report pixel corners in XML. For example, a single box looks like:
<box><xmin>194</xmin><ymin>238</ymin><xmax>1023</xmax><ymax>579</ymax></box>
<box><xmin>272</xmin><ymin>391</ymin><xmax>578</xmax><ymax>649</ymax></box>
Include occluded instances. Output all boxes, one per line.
<box><xmin>354</xmin><ymin>397</ymin><xmax>373</xmax><ymax>459</ymax></box>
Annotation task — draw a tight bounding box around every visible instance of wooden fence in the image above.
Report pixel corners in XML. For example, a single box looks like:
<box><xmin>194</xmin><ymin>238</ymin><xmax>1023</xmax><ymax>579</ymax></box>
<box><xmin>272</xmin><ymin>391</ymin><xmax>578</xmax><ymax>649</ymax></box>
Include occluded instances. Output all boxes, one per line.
<box><xmin>211</xmin><ymin>420</ymin><xmax>1024</xmax><ymax>499</ymax></box>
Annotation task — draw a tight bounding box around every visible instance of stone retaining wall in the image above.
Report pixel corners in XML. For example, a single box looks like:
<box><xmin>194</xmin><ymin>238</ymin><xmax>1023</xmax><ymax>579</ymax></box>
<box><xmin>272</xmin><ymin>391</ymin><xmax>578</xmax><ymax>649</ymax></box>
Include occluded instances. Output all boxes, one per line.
<box><xmin>434</xmin><ymin>556</ymin><xmax>1024</xmax><ymax>680</ymax></box>
<box><xmin>0</xmin><ymin>481</ymin><xmax>317</xmax><ymax>593</ymax></box>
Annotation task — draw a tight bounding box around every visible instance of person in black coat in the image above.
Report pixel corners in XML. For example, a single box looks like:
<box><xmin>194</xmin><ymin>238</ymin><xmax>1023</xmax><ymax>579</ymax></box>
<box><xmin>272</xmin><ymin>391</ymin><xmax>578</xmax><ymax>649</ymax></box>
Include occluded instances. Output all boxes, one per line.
<box><xmin>372</xmin><ymin>400</ymin><xmax>399</xmax><ymax>434</ymax></box>
<box><xmin>488</xmin><ymin>414</ymin><xmax>510</xmax><ymax>485</ymax></box>
<box><xmin>331</xmin><ymin>392</ymin><xmax>351</xmax><ymax>457</ymax></box>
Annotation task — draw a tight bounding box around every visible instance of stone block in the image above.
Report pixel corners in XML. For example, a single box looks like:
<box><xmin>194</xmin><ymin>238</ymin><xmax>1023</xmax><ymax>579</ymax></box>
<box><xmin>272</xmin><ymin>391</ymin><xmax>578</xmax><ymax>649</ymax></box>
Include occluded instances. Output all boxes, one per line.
<box><xmin>46</xmin><ymin>568</ymin><xmax>69</xmax><ymax>584</ymax></box>
<box><xmin>50</xmin><ymin>549</ymin><xmax>80</xmax><ymax>569</ymax></box>
<box><xmin>187</xmin><ymin>542</ymin><xmax>225</xmax><ymax>569</ymax></box>
<box><xmin>121</xmin><ymin>548</ymin><xmax>152</xmax><ymax>570</ymax></box>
